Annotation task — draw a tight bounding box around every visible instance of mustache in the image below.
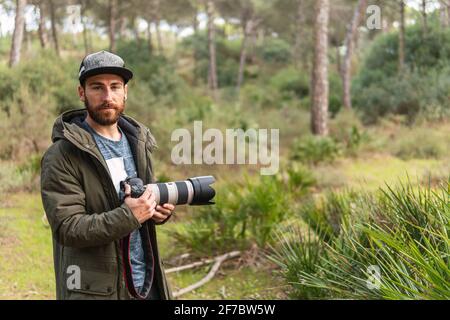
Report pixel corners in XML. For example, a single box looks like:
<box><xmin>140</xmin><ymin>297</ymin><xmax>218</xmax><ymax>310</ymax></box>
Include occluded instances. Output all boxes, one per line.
<box><xmin>97</xmin><ymin>102</ymin><xmax>119</xmax><ymax>109</ymax></box>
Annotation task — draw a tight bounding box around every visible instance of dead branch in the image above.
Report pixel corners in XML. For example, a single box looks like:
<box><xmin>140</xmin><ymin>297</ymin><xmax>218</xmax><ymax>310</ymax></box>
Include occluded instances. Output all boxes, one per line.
<box><xmin>172</xmin><ymin>251</ymin><xmax>241</xmax><ymax>298</ymax></box>
<box><xmin>165</xmin><ymin>257</ymin><xmax>215</xmax><ymax>274</ymax></box>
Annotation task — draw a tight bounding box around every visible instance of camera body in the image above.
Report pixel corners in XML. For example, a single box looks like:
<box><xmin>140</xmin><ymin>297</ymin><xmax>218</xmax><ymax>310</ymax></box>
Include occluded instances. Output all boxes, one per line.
<box><xmin>120</xmin><ymin>176</ymin><xmax>216</xmax><ymax>206</ymax></box>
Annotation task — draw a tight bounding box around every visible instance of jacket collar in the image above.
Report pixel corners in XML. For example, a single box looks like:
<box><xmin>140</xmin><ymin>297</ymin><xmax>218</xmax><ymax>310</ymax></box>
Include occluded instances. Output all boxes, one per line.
<box><xmin>51</xmin><ymin>108</ymin><xmax>157</xmax><ymax>151</ymax></box>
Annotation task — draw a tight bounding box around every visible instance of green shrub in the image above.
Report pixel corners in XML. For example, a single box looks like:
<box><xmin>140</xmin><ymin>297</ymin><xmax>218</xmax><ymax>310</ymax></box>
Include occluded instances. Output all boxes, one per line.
<box><xmin>290</xmin><ymin>136</ymin><xmax>341</xmax><ymax>165</ymax></box>
<box><xmin>172</xmin><ymin>183</ymin><xmax>247</xmax><ymax>256</ymax></box>
<box><xmin>285</xmin><ymin>163</ymin><xmax>316</xmax><ymax>196</ymax></box>
<box><xmin>239</xmin><ymin>83</ymin><xmax>280</xmax><ymax>109</ymax></box>
<box><xmin>269</xmin><ymin>180</ymin><xmax>450</xmax><ymax>299</ymax></box>
<box><xmin>173</xmin><ymin>176</ymin><xmax>293</xmax><ymax>255</ymax></box>
<box><xmin>390</xmin><ymin>127</ymin><xmax>448</xmax><ymax>160</ymax></box>
<box><xmin>181</xmin><ymin>32</ymin><xmax>241</xmax><ymax>87</ymax></box>
<box><xmin>353</xmin><ymin>25</ymin><xmax>450</xmax><ymax>123</ymax></box>
<box><xmin>269</xmin><ymin>67</ymin><xmax>309</xmax><ymax>100</ymax></box>
<box><xmin>330</xmin><ymin>109</ymin><xmax>368</xmax><ymax>156</ymax></box>
<box><xmin>240</xmin><ymin>176</ymin><xmax>292</xmax><ymax>247</ymax></box>
<box><xmin>0</xmin><ymin>161</ymin><xmax>35</xmax><ymax>194</ymax></box>
<box><xmin>257</xmin><ymin>37</ymin><xmax>291</xmax><ymax>63</ymax></box>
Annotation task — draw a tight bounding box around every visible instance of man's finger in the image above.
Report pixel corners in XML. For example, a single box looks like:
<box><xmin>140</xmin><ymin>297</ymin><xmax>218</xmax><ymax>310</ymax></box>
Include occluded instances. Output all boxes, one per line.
<box><xmin>152</xmin><ymin>212</ymin><xmax>167</xmax><ymax>221</ymax></box>
<box><xmin>139</xmin><ymin>185</ymin><xmax>152</xmax><ymax>200</ymax></box>
<box><xmin>162</xmin><ymin>203</ymin><xmax>175</xmax><ymax>210</ymax></box>
<box><xmin>124</xmin><ymin>183</ymin><xmax>131</xmax><ymax>197</ymax></box>
<box><xmin>156</xmin><ymin>205</ymin><xmax>172</xmax><ymax>216</ymax></box>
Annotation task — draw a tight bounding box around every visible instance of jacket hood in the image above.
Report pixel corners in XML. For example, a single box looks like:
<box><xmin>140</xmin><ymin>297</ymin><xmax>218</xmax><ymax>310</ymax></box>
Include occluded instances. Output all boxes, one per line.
<box><xmin>51</xmin><ymin>108</ymin><xmax>157</xmax><ymax>150</ymax></box>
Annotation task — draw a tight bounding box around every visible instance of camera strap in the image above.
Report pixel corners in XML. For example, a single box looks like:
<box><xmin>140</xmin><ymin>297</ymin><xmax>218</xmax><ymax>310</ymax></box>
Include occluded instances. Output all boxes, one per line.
<box><xmin>121</xmin><ymin>222</ymin><xmax>156</xmax><ymax>300</ymax></box>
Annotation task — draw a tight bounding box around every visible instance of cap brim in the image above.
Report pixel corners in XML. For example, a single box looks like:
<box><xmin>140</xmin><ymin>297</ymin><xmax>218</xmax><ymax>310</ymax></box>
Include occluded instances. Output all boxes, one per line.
<box><xmin>79</xmin><ymin>66</ymin><xmax>133</xmax><ymax>84</ymax></box>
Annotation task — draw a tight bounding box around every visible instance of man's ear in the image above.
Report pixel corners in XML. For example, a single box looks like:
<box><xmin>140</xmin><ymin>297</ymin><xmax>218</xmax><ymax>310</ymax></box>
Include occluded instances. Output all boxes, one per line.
<box><xmin>124</xmin><ymin>84</ymin><xmax>128</xmax><ymax>100</ymax></box>
<box><xmin>78</xmin><ymin>85</ymin><xmax>85</xmax><ymax>102</ymax></box>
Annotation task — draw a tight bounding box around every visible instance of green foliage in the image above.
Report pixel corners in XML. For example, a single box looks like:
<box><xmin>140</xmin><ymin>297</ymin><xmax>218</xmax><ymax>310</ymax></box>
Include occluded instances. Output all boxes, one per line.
<box><xmin>353</xmin><ymin>25</ymin><xmax>450</xmax><ymax>123</ymax></box>
<box><xmin>285</xmin><ymin>163</ymin><xmax>316</xmax><ymax>196</ymax></box>
<box><xmin>0</xmin><ymin>84</ymin><xmax>54</xmax><ymax>160</ymax></box>
<box><xmin>290</xmin><ymin>136</ymin><xmax>341</xmax><ymax>165</ymax></box>
<box><xmin>270</xmin><ymin>180</ymin><xmax>450</xmax><ymax>299</ymax></box>
<box><xmin>181</xmin><ymin>32</ymin><xmax>241</xmax><ymax>87</ymax></box>
<box><xmin>390</xmin><ymin>127</ymin><xmax>449</xmax><ymax>160</ymax></box>
<box><xmin>239</xmin><ymin>83</ymin><xmax>280</xmax><ymax>109</ymax></box>
<box><xmin>240</xmin><ymin>176</ymin><xmax>292</xmax><ymax>247</ymax></box>
<box><xmin>269</xmin><ymin>67</ymin><xmax>309</xmax><ymax>100</ymax></box>
<box><xmin>0</xmin><ymin>50</ymin><xmax>79</xmax><ymax>113</ymax></box>
<box><xmin>173</xmin><ymin>176</ymin><xmax>293</xmax><ymax>256</ymax></box>
<box><xmin>330</xmin><ymin>109</ymin><xmax>368</xmax><ymax>156</ymax></box>
<box><xmin>0</xmin><ymin>161</ymin><xmax>35</xmax><ymax>194</ymax></box>
<box><xmin>257</xmin><ymin>37</ymin><xmax>291</xmax><ymax>64</ymax></box>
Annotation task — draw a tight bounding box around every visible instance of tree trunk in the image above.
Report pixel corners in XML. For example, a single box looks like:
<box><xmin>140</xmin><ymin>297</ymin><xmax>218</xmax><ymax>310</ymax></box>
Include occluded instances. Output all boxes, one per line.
<box><xmin>237</xmin><ymin>18</ymin><xmax>253</xmax><ymax>91</ymax></box>
<box><xmin>447</xmin><ymin>1</ymin><xmax>450</xmax><ymax>26</ymax></box>
<box><xmin>421</xmin><ymin>0</ymin><xmax>428</xmax><ymax>36</ymax></box>
<box><xmin>108</xmin><ymin>0</ymin><xmax>117</xmax><ymax>52</ymax></box>
<box><xmin>439</xmin><ymin>1</ymin><xmax>448</xmax><ymax>27</ymax></box>
<box><xmin>9</xmin><ymin>0</ymin><xmax>27</xmax><ymax>67</ymax></box>
<box><xmin>24</xmin><ymin>19</ymin><xmax>31</xmax><ymax>53</ymax></box>
<box><xmin>206</xmin><ymin>0</ymin><xmax>218</xmax><ymax>95</ymax></box>
<box><xmin>193</xmin><ymin>12</ymin><xmax>199</xmax><ymax>34</ymax></box>
<box><xmin>49</xmin><ymin>0</ymin><xmax>60</xmax><ymax>56</ymax></box>
<box><xmin>311</xmin><ymin>0</ymin><xmax>329</xmax><ymax>136</ymax></box>
<box><xmin>399</xmin><ymin>0</ymin><xmax>406</xmax><ymax>73</ymax></box>
<box><xmin>118</xmin><ymin>16</ymin><xmax>126</xmax><ymax>40</ymax></box>
<box><xmin>155</xmin><ymin>21</ymin><xmax>163</xmax><ymax>54</ymax></box>
<box><xmin>79</xmin><ymin>0</ymin><xmax>89</xmax><ymax>55</ymax></box>
<box><xmin>146</xmin><ymin>19</ymin><xmax>153</xmax><ymax>55</ymax></box>
<box><xmin>130</xmin><ymin>15</ymin><xmax>141</xmax><ymax>46</ymax></box>
<box><xmin>37</xmin><ymin>2</ymin><xmax>48</xmax><ymax>49</ymax></box>
<box><xmin>294</xmin><ymin>0</ymin><xmax>304</xmax><ymax>69</ymax></box>
<box><xmin>335</xmin><ymin>45</ymin><xmax>341</xmax><ymax>75</ymax></box>
<box><xmin>341</xmin><ymin>0</ymin><xmax>367</xmax><ymax>110</ymax></box>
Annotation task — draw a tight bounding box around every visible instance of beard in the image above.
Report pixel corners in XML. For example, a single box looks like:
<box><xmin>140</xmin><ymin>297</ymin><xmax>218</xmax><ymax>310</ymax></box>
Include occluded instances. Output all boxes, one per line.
<box><xmin>84</xmin><ymin>97</ymin><xmax>125</xmax><ymax>126</ymax></box>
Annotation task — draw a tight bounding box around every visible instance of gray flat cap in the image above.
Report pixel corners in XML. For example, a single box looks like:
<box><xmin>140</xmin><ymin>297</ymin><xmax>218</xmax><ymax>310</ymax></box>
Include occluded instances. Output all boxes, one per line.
<box><xmin>78</xmin><ymin>50</ymin><xmax>133</xmax><ymax>84</ymax></box>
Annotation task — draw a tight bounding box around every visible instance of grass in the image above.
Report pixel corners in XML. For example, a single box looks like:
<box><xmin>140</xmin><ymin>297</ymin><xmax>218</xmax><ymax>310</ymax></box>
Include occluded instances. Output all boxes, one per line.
<box><xmin>0</xmin><ymin>193</ymin><xmax>54</xmax><ymax>299</ymax></box>
<box><xmin>0</xmin><ymin>192</ymin><xmax>285</xmax><ymax>300</ymax></box>
<box><xmin>0</xmin><ymin>117</ymin><xmax>448</xmax><ymax>299</ymax></box>
<box><xmin>269</xmin><ymin>179</ymin><xmax>450</xmax><ymax>300</ymax></box>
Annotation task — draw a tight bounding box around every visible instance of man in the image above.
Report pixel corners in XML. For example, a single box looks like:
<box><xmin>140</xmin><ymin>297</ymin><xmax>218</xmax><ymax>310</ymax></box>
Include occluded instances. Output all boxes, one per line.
<box><xmin>40</xmin><ymin>50</ymin><xmax>174</xmax><ymax>300</ymax></box>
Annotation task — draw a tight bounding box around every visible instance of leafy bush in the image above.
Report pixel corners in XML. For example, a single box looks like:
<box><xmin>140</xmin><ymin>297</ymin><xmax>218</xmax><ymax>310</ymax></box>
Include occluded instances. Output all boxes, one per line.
<box><xmin>257</xmin><ymin>37</ymin><xmax>291</xmax><ymax>64</ymax></box>
<box><xmin>173</xmin><ymin>176</ymin><xmax>293</xmax><ymax>255</ymax></box>
<box><xmin>181</xmin><ymin>32</ymin><xmax>241</xmax><ymax>87</ymax></box>
<box><xmin>290</xmin><ymin>136</ymin><xmax>341</xmax><ymax>165</ymax></box>
<box><xmin>269</xmin><ymin>180</ymin><xmax>450</xmax><ymax>299</ymax></box>
<box><xmin>330</xmin><ymin>109</ymin><xmax>368</xmax><ymax>156</ymax></box>
<box><xmin>0</xmin><ymin>84</ymin><xmax>54</xmax><ymax>160</ymax></box>
<box><xmin>239</xmin><ymin>83</ymin><xmax>280</xmax><ymax>109</ymax></box>
<box><xmin>0</xmin><ymin>161</ymin><xmax>36</xmax><ymax>194</ymax></box>
<box><xmin>390</xmin><ymin>127</ymin><xmax>448</xmax><ymax>160</ymax></box>
<box><xmin>353</xmin><ymin>25</ymin><xmax>450</xmax><ymax>123</ymax></box>
<box><xmin>285</xmin><ymin>163</ymin><xmax>316</xmax><ymax>196</ymax></box>
<box><xmin>269</xmin><ymin>67</ymin><xmax>309</xmax><ymax>100</ymax></box>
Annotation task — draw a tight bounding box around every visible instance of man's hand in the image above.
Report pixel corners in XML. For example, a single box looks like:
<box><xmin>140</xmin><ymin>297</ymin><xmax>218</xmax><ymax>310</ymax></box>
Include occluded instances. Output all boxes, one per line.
<box><xmin>152</xmin><ymin>203</ymin><xmax>175</xmax><ymax>224</ymax></box>
<box><xmin>123</xmin><ymin>183</ymin><xmax>156</xmax><ymax>224</ymax></box>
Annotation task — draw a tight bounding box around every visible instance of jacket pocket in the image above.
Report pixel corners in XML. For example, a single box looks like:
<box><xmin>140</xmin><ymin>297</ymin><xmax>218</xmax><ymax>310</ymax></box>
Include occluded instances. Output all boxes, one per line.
<box><xmin>67</xmin><ymin>268</ymin><xmax>117</xmax><ymax>298</ymax></box>
<box><xmin>63</xmin><ymin>255</ymin><xmax>118</xmax><ymax>299</ymax></box>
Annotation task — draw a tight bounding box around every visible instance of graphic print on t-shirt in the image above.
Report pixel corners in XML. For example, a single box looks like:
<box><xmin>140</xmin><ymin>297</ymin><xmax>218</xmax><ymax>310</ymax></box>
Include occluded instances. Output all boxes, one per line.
<box><xmin>105</xmin><ymin>157</ymin><xmax>129</xmax><ymax>194</ymax></box>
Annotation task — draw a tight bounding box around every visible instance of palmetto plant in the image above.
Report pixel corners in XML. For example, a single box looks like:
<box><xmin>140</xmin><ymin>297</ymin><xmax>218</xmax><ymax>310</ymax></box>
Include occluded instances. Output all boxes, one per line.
<box><xmin>269</xmin><ymin>179</ymin><xmax>450</xmax><ymax>300</ymax></box>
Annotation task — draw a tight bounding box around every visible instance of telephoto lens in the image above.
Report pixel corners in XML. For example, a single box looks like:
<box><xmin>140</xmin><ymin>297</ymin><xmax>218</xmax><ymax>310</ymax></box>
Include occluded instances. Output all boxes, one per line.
<box><xmin>119</xmin><ymin>176</ymin><xmax>216</xmax><ymax>206</ymax></box>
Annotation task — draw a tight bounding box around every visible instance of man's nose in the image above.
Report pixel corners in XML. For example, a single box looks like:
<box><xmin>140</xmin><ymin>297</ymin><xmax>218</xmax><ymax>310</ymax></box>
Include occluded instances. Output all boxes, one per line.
<box><xmin>103</xmin><ymin>88</ymin><xmax>114</xmax><ymax>102</ymax></box>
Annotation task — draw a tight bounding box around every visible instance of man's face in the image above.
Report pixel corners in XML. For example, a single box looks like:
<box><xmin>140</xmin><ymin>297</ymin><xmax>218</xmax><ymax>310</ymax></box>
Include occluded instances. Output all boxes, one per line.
<box><xmin>78</xmin><ymin>74</ymin><xmax>128</xmax><ymax>126</ymax></box>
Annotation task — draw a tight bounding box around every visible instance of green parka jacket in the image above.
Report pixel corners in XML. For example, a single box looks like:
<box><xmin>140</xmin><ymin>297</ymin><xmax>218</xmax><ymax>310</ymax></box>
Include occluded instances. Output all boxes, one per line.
<box><xmin>40</xmin><ymin>108</ymin><xmax>172</xmax><ymax>300</ymax></box>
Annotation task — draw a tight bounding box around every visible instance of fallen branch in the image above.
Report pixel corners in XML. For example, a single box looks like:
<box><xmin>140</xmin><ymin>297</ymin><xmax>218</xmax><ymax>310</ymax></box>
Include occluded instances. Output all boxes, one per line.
<box><xmin>165</xmin><ymin>257</ymin><xmax>215</xmax><ymax>274</ymax></box>
<box><xmin>165</xmin><ymin>253</ymin><xmax>191</xmax><ymax>267</ymax></box>
<box><xmin>172</xmin><ymin>251</ymin><xmax>241</xmax><ymax>298</ymax></box>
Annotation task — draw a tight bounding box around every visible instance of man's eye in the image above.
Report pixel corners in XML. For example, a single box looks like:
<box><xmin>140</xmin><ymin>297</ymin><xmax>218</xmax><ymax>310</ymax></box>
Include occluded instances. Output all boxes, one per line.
<box><xmin>92</xmin><ymin>86</ymin><xmax>101</xmax><ymax>90</ymax></box>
